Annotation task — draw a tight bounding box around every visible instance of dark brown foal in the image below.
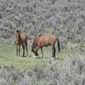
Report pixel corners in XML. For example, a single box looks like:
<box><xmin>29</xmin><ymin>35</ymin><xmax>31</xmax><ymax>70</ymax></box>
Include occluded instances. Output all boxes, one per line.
<box><xmin>16</xmin><ymin>30</ymin><xmax>28</xmax><ymax>57</ymax></box>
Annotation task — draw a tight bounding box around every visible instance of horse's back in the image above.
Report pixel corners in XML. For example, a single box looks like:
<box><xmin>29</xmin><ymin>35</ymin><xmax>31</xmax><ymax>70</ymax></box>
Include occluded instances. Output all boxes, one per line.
<box><xmin>40</xmin><ymin>34</ymin><xmax>56</xmax><ymax>41</ymax></box>
<box><xmin>37</xmin><ymin>34</ymin><xmax>57</xmax><ymax>46</ymax></box>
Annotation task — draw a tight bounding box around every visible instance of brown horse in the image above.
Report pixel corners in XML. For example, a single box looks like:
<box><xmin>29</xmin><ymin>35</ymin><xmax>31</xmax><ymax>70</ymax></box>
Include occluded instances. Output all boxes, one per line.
<box><xmin>31</xmin><ymin>34</ymin><xmax>60</xmax><ymax>58</ymax></box>
<box><xmin>16</xmin><ymin>30</ymin><xmax>28</xmax><ymax>57</ymax></box>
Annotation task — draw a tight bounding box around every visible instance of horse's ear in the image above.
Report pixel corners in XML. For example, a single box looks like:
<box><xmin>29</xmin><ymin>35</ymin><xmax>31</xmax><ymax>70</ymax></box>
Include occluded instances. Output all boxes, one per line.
<box><xmin>16</xmin><ymin>30</ymin><xmax>20</xmax><ymax>33</ymax></box>
<box><xmin>38</xmin><ymin>33</ymin><xmax>42</xmax><ymax>37</ymax></box>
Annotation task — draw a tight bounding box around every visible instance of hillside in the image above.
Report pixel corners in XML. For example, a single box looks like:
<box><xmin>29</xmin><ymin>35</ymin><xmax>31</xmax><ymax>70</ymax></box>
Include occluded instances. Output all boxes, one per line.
<box><xmin>0</xmin><ymin>0</ymin><xmax>85</xmax><ymax>46</ymax></box>
<box><xmin>0</xmin><ymin>0</ymin><xmax>85</xmax><ymax>85</ymax></box>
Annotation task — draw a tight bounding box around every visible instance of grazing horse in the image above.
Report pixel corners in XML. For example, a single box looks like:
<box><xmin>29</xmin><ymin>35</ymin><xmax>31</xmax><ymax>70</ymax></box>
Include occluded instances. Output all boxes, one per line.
<box><xmin>31</xmin><ymin>34</ymin><xmax>60</xmax><ymax>58</ymax></box>
<box><xmin>16</xmin><ymin>30</ymin><xmax>28</xmax><ymax>57</ymax></box>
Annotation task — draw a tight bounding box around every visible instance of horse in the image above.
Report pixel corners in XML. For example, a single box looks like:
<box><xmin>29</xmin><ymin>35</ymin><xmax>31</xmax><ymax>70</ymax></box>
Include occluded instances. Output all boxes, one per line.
<box><xmin>16</xmin><ymin>30</ymin><xmax>28</xmax><ymax>57</ymax></box>
<box><xmin>31</xmin><ymin>34</ymin><xmax>60</xmax><ymax>58</ymax></box>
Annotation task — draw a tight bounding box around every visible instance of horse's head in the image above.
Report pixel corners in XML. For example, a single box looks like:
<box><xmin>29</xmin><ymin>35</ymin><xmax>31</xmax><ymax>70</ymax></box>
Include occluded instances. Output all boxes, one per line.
<box><xmin>31</xmin><ymin>37</ymin><xmax>39</xmax><ymax>56</ymax></box>
<box><xmin>31</xmin><ymin>47</ymin><xmax>38</xmax><ymax>56</ymax></box>
<box><xmin>16</xmin><ymin>30</ymin><xmax>20</xmax><ymax>33</ymax></box>
<box><xmin>32</xmin><ymin>49</ymin><xmax>38</xmax><ymax>56</ymax></box>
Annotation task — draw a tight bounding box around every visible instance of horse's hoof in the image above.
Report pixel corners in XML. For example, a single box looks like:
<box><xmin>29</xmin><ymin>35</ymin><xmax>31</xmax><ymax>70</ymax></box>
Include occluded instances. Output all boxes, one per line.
<box><xmin>22</xmin><ymin>55</ymin><xmax>26</xmax><ymax>57</ymax></box>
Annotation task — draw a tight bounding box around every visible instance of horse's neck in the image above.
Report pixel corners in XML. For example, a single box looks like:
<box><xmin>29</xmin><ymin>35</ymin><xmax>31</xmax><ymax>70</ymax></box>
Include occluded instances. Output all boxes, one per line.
<box><xmin>19</xmin><ymin>33</ymin><xmax>22</xmax><ymax>40</ymax></box>
<box><xmin>17</xmin><ymin>33</ymin><xmax>22</xmax><ymax>42</ymax></box>
<box><xmin>33</xmin><ymin>37</ymin><xmax>38</xmax><ymax>45</ymax></box>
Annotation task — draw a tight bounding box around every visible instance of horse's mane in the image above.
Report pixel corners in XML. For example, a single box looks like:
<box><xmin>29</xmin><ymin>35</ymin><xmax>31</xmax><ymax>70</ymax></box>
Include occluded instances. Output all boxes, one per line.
<box><xmin>32</xmin><ymin>37</ymin><xmax>37</xmax><ymax>49</ymax></box>
<box><xmin>32</xmin><ymin>36</ymin><xmax>39</xmax><ymax>49</ymax></box>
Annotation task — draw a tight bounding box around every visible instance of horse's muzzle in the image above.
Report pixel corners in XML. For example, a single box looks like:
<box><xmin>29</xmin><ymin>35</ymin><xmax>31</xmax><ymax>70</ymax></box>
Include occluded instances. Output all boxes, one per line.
<box><xmin>31</xmin><ymin>49</ymin><xmax>38</xmax><ymax>56</ymax></box>
<box><xmin>35</xmin><ymin>52</ymin><xmax>38</xmax><ymax>56</ymax></box>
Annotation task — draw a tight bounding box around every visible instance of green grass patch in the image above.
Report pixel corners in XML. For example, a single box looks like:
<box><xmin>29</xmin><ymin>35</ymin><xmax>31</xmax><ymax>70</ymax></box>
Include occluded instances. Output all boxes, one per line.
<box><xmin>0</xmin><ymin>42</ymin><xmax>84</xmax><ymax>70</ymax></box>
<box><xmin>0</xmin><ymin>43</ymin><xmax>48</xmax><ymax>70</ymax></box>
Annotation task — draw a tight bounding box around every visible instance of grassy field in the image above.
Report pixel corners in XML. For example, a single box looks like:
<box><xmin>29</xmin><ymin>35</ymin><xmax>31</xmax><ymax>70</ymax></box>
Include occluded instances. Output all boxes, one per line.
<box><xmin>0</xmin><ymin>42</ymin><xmax>84</xmax><ymax>70</ymax></box>
<box><xmin>0</xmin><ymin>43</ymin><xmax>85</xmax><ymax>85</ymax></box>
<box><xmin>0</xmin><ymin>43</ymin><xmax>59</xmax><ymax>70</ymax></box>
<box><xmin>0</xmin><ymin>43</ymin><xmax>47</xmax><ymax>70</ymax></box>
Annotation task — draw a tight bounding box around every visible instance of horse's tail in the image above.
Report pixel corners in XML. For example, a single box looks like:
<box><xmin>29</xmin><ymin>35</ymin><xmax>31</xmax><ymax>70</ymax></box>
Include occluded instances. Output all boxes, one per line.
<box><xmin>57</xmin><ymin>38</ymin><xmax>60</xmax><ymax>52</ymax></box>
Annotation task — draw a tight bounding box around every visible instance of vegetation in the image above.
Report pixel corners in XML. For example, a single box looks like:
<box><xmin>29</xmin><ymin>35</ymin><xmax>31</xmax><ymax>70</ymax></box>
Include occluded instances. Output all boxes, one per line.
<box><xmin>0</xmin><ymin>43</ymin><xmax>48</xmax><ymax>70</ymax></box>
<box><xmin>0</xmin><ymin>0</ymin><xmax>85</xmax><ymax>47</ymax></box>
<box><xmin>0</xmin><ymin>43</ymin><xmax>85</xmax><ymax>85</ymax></box>
<box><xmin>0</xmin><ymin>0</ymin><xmax>85</xmax><ymax>84</ymax></box>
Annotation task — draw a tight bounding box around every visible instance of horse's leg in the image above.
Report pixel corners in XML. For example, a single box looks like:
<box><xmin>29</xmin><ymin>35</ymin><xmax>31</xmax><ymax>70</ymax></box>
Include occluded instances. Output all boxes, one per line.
<box><xmin>16</xmin><ymin>45</ymin><xmax>18</xmax><ymax>56</ymax></box>
<box><xmin>25</xmin><ymin>41</ymin><xmax>28</xmax><ymax>56</ymax></box>
<box><xmin>19</xmin><ymin>45</ymin><xmax>20</xmax><ymax>56</ymax></box>
<box><xmin>22</xmin><ymin>44</ymin><xmax>25</xmax><ymax>57</ymax></box>
<box><xmin>41</xmin><ymin>47</ymin><xmax>44</xmax><ymax>58</ymax></box>
<box><xmin>52</xmin><ymin>45</ymin><xmax>56</xmax><ymax>58</ymax></box>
